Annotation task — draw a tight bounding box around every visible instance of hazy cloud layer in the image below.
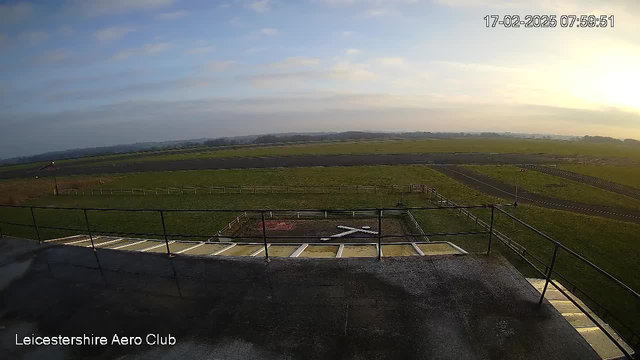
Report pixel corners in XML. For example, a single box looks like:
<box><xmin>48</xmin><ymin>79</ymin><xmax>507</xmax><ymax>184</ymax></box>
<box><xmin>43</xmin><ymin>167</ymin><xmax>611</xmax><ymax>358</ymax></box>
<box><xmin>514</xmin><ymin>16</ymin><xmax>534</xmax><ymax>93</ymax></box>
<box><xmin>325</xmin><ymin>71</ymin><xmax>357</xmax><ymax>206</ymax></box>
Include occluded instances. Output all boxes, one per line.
<box><xmin>1</xmin><ymin>0</ymin><xmax>640</xmax><ymax>158</ymax></box>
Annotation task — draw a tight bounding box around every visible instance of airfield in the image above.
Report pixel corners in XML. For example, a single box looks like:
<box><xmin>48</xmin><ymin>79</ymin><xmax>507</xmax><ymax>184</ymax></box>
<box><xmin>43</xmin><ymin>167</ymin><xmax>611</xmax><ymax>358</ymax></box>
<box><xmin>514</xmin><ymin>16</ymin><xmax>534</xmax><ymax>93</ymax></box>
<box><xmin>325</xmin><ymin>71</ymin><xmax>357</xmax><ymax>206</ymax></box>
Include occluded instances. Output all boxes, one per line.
<box><xmin>0</xmin><ymin>137</ymin><xmax>639</xmax><ymax>359</ymax></box>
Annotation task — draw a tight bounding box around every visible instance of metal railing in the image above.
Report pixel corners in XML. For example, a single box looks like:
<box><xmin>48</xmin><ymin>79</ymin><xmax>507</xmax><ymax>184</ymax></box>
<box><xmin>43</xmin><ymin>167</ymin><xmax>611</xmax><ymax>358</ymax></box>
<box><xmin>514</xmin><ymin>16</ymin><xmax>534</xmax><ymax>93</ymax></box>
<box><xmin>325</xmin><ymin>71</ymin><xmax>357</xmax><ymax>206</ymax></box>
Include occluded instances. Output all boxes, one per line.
<box><xmin>0</xmin><ymin>201</ymin><xmax>637</xmax><ymax>357</ymax></box>
<box><xmin>424</xmin><ymin>188</ymin><xmax>639</xmax><ymax>358</ymax></box>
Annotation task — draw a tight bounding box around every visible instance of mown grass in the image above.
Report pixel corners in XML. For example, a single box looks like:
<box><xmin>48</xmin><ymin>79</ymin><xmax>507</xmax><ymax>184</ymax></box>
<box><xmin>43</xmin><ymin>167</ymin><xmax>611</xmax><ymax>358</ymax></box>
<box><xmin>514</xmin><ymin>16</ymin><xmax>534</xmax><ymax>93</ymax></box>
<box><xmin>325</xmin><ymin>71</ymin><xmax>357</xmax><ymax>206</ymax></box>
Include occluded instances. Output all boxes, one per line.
<box><xmin>80</xmin><ymin>138</ymin><xmax>640</xmax><ymax>166</ymax></box>
<box><xmin>465</xmin><ymin>165</ymin><xmax>640</xmax><ymax>209</ymax></box>
<box><xmin>0</xmin><ymin>175</ymin><xmax>115</xmax><ymax>205</ymax></box>
<box><xmin>0</xmin><ymin>165</ymin><xmax>638</xmax><ymax>339</ymax></box>
<box><xmin>558</xmin><ymin>164</ymin><xmax>640</xmax><ymax>189</ymax></box>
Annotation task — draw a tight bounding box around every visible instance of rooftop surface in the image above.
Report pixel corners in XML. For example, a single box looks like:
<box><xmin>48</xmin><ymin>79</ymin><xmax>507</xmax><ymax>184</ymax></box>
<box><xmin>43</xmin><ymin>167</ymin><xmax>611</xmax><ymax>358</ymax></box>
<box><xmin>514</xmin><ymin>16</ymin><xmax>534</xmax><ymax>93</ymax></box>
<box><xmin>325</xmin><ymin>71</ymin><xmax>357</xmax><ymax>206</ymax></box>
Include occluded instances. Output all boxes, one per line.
<box><xmin>0</xmin><ymin>237</ymin><xmax>599</xmax><ymax>360</ymax></box>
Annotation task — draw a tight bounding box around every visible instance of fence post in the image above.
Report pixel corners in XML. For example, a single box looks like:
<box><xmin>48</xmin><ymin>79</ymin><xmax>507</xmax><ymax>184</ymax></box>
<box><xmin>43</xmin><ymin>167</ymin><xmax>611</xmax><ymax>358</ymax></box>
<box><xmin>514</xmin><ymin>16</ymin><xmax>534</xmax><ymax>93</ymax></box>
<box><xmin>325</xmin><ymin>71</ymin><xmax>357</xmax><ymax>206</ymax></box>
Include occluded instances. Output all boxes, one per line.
<box><xmin>30</xmin><ymin>207</ymin><xmax>41</xmax><ymax>243</ymax></box>
<box><xmin>538</xmin><ymin>244</ymin><xmax>560</xmax><ymax>306</ymax></box>
<box><xmin>83</xmin><ymin>209</ymin><xmax>97</xmax><ymax>251</ymax></box>
<box><xmin>160</xmin><ymin>210</ymin><xmax>171</xmax><ymax>257</ymax></box>
<box><xmin>261</xmin><ymin>211</ymin><xmax>269</xmax><ymax>262</ymax></box>
<box><xmin>377</xmin><ymin>209</ymin><xmax>382</xmax><ymax>260</ymax></box>
<box><xmin>487</xmin><ymin>206</ymin><xmax>495</xmax><ymax>254</ymax></box>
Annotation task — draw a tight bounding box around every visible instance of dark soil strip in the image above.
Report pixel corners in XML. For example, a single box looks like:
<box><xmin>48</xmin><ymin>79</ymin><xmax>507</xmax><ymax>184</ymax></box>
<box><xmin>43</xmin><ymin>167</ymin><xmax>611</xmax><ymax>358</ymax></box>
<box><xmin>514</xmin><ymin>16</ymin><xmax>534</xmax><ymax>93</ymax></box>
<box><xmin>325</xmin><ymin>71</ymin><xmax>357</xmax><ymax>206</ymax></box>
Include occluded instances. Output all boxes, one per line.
<box><xmin>433</xmin><ymin>165</ymin><xmax>640</xmax><ymax>224</ymax></box>
<box><xmin>0</xmin><ymin>153</ymin><xmax>560</xmax><ymax>179</ymax></box>
<box><xmin>522</xmin><ymin>165</ymin><xmax>640</xmax><ymax>201</ymax></box>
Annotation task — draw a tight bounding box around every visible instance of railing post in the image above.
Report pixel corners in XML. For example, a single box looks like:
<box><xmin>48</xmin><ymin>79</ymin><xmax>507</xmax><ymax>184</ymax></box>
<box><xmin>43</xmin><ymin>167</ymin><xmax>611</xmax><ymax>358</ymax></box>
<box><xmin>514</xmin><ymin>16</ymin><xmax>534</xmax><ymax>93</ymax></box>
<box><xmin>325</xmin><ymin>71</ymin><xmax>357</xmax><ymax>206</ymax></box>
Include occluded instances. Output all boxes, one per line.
<box><xmin>377</xmin><ymin>209</ymin><xmax>382</xmax><ymax>260</ymax></box>
<box><xmin>261</xmin><ymin>211</ymin><xmax>269</xmax><ymax>262</ymax></box>
<box><xmin>30</xmin><ymin>207</ymin><xmax>41</xmax><ymax>243</ymax></box>
<box><xmin>84</xmin><ymin>209</ymin><xmax>97</xmax><ymax>251</ymax></box>
<box><xmin>538</xmin><ymin>244</ymin><xmax>560</xmax><ymax>306</ymax></box>
<box><xmin>487</xmin><ymin>206</ymin><xmax>495</xmax><ymax>254</ymax></box>
<box><xmin>160</xmin><ymin>210</ymin><xmax>171</xmax><ymax>257</ymax></box>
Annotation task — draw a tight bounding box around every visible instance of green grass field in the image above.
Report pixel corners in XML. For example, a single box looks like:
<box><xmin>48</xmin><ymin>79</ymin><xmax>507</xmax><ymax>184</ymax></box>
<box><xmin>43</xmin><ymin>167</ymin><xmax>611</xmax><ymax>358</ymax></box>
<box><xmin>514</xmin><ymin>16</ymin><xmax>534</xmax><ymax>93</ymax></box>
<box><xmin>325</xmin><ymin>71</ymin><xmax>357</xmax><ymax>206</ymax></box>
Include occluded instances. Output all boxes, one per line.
<box><xmin>76</xmin><ymin>138</ymin><xmax>640</xmax><ymax>167</ymax></box>
<box><xmin>0</xmin><ymin>164</ymin><xmax>638</xmax><ymax>340</ymax></box>
<box><xmin>465</xmin><ymin>165</ymin><xmax>640</xmax><ymax>209</ymax></box>
<box><xmin>559</xmin><ymin>164</ymin><xmax>640</xmax><ymax>189</ymax></box>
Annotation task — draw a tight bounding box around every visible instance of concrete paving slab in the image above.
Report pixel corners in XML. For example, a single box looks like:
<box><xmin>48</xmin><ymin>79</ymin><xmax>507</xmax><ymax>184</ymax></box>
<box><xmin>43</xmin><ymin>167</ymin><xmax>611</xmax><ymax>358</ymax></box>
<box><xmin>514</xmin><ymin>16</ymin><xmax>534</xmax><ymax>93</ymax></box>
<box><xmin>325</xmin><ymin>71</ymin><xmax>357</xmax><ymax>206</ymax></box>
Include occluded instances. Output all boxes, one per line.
<box><xmin>299</xmin><ymin>245</ymin><xmax>339</xmax><ymax>258</ymax></box>
<box><xmin>381</xmin><ymin>244</ymin><xmax>418</xmax><ymax>256</ymax></box>
<box><xmin>417</xmin><ymin>242</ymin><xmax>461</xmax><ymax>255</ymax></box>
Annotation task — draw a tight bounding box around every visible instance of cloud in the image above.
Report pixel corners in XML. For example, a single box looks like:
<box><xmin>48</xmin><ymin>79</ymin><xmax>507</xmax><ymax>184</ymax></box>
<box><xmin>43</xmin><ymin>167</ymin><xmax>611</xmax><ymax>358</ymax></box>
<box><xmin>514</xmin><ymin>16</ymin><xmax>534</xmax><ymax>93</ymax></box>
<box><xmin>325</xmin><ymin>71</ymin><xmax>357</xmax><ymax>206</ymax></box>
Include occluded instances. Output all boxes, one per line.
<box><xmin>341</xmin><ymin>31</ymin><xmax>353</xmax><ymax>37</ymax></box>
<box><xmin>112</xmin><ymin>42</ymin><xmax>173</xmax><ymax>60</ymax></box>
<box><xmin>185</xmin><ymin>46</ymin><xmax>216</xmax><ymax>55</ymax></box>
<box><xmin>246</xmin><ymin>47</ymin><xmax>265</xmax><ymax>54</ymax></box>
<box><xmin>366</xmin><ymin>8</ymin><xmax>388</xmax><ymax>16</ymax></box>
<box><xmin>155</xmin><ymin>10</ymin><xmax>189</xmax><ymax>20</ymax></box>
<box><xmin>247</xmin><ymin>0</ymin><xmax>272</xmax><ymax>12</ymax></box>
<box><xmin>73</xmin><ymin>0</ymin><xmax>174</xmax><ymax>16</ymax></box>
<box><xmin>260</xmin><ymin>28</ymin><xmax>279</xmax><ymax>36</ymax></box>
<box><xmin>346</xmin><ymin>48</ymin><xmax>360</xmax><ymax>55</ymax></box>
<box><xmin>19</xmin><ymin>31</ymin><xmax>48</xmax><ymax>46</ymax></box>
<box><xmin>34</xmin><ymin>49</ymin><xmax>73</xmax><ymax>64</ymax></box>
<box><xmin>245</xmin><ymin>71</ymin><xmax>321</xmax><ymax>88</ymax></box>
<box><xmin>0</xmin><ymin>1</ymin><xmax>33</xmax><ymax>25</ymax></box>
<box><xmin>44</xmin><ymin>77</ymin><xmax>220</xmax><ymax>103</ymax></box>
<box><xmin>330</xmin><ymin>61</ymin><xmax>376</xmax><ymax>81</ymax></box>
<box><xmin>93</xmin><ymin>26</ymin><xmax>135</xmax><ymax>44</ymax></box>
<box><xmin>430</xmin><ymin>60</ymin><xmax>533</xmax><ymax>74</ymax></box>
<box><xmin>205</xmin><ymin>61</ymin><xmax>235</xmax><ymax>71</ymax></box>
<box><xmin>375</xmin><ymin>57</ymin><xmax>405</xmax><ymax>67</ymax></box>
<box><xmin>228</xmin><ymin>17</ymin><xmax>243</xmax><ymax>26</ymax></box>
<box><xmin>268</xmin><ymin>57</ymin><xmax>321</xmax><ymax>69</ymax></box>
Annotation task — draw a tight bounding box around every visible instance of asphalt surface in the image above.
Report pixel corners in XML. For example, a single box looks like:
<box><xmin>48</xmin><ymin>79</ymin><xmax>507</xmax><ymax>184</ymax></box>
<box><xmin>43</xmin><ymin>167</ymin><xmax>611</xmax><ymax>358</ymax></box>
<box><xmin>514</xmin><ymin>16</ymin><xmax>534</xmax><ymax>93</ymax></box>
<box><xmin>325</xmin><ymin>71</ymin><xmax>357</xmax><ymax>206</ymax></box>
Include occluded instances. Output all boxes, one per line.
<box><xmin>0</xmin><ymin>153</ymin><xmax>560</xmax><ymax>179</ymax></box>
<box><xmin>434</xmin><ymin>165</ymin><xmax>640</xmax><ymax>223</ymax></box>
<box><xmin>0</xmin><ymin>237</ymin><xmax>598</xmax><ymax>360</ymax></box>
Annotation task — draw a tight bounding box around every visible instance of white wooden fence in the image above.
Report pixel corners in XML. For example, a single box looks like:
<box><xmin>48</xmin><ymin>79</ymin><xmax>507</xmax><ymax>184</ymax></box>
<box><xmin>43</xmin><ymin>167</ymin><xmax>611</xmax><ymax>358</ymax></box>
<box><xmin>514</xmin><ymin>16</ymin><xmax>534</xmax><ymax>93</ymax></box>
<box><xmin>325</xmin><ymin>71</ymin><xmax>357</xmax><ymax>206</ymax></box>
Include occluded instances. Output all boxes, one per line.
<box><xmin>62</xmin><ymin>184</ymin><xmax>428</xmax><ymax>196</ymax></box>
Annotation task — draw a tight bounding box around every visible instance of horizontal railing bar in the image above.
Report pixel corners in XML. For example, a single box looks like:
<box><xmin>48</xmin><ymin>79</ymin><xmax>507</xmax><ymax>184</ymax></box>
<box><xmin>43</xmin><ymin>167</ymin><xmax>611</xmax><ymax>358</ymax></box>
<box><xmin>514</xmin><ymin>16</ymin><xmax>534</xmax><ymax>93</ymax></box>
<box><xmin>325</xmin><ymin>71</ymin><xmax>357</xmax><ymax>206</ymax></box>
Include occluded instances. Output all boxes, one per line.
<box><xmin>0</xmin><ymin>204</ymin><xmax>505</xmax><ymax>212</ymax></box>
<box><xmin>494</xmin><ymin>206</ymin><xmax>640</xmax><ymax>301</ymax></box>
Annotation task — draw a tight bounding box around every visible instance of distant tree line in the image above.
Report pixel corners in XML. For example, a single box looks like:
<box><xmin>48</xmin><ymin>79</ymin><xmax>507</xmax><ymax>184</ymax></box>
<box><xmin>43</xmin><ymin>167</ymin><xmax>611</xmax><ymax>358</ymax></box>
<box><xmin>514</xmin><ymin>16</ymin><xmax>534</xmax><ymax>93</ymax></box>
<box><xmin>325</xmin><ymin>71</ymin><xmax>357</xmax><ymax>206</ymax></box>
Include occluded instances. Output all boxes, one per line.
<box><xmin>581</xmin><ymin>135</ymin><xmax>640</xmax><ymax>146</ymax></box>
<box><xmin>3</xmin><ymin>131</ymin><xmax>638</xmax><ymax>166</ymax></box>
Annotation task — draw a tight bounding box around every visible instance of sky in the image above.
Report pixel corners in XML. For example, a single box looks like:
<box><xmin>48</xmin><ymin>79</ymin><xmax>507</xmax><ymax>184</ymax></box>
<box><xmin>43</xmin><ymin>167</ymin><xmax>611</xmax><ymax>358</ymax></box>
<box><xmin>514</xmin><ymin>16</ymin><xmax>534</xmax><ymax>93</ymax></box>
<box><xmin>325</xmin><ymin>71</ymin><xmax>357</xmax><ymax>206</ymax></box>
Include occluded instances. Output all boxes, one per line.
<box><xmin>1</xmin><ymin>0</ymin><xmax>640</xmax><ymax>158</ymax></box>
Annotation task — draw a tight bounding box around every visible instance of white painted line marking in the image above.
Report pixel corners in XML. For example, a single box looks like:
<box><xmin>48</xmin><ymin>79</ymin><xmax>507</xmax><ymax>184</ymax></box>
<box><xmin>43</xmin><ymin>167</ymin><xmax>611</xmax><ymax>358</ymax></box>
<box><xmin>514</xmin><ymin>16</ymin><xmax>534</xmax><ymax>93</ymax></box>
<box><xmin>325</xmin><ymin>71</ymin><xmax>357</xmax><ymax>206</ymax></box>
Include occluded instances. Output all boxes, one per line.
<box><xmin>64</xmin><ymin>236</ymin><xmax>96</xmax><ymax>245</ymax></box>
<box><xmin>113</xmin><ymin>240</ymin><xmax>147</xmax><ymax>250</ymax></box>
<box><xmin>91</xmin><ymin>238</ymin><xmax>123</xmax><ymax>248</ymax></box>
<box><xmin>336</xmin><ymin>225</ymin><xmax>379</xmax><ymax>235</ymax></box>
<box><xmin>336</xmin><ymin>244</ymin><xmax>345</xmax><ymax>258</ymax></box>
<box><xmin>176</xmin><ymin>242</ymin><xmax>205</xmax><ymax>254</ymax></box>
<box><xmin>446</xmin><ymin>242</ymin><xmax>468</xmax><ymax>254</ymax></box>
<box><xmin>290</xmin><ymin>244</ymin><xmax>309</xmax><ymax>258</ymax></box>
<box><xmin>411</xmin><ymin>242</ymin><xmax>425</xmax><ymax>256</ymax></box>
<box><xmin>211</xmin><ymin>243</ymin><xmax>236</xmax><ymax>256</ymax></box>
<box><xmin>331</xmin><ymin>229</ymin><xmax>360</xmax><ymax>238</ymax></box>
<box><xmin>249</xmin><ymin>244</ymin><xmax>270</xmax><ymax>257</ymax></box>
<box><xmin>140</xmin><ymin>241</ymin><xmax>174</xmax><ymax>252</ymax></box>
<box><xmin>44</xmin><ymin>234</ymin><xmax>85</xmax><ymax>243</ymax></box>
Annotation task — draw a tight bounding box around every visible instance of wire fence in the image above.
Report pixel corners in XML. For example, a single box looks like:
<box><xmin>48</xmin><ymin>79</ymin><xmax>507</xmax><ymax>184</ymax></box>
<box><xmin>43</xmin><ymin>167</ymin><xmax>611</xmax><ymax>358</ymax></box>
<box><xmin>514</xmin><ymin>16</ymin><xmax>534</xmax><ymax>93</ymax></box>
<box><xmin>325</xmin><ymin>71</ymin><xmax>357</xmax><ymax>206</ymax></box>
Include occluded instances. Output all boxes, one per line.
<box><xmin>60</xmin><ymin>184</ymin><xmax>429</xmax><ymax>196</ymax></box>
